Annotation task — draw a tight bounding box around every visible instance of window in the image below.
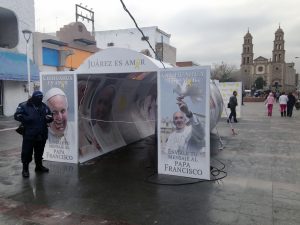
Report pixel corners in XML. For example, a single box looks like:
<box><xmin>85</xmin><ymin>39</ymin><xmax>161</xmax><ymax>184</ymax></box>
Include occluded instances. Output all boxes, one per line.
<box><xmin>0</xmin><ymin>8</ymin><xmax>18</xmax><ymax>48</ymax></box>
<box><xmin>42</xmin><ymin>47</ymin><xmax>59</xmax><ymax>66</ymax></box>
<box><xmin>107</xmin><ymin>42</ymin><xmax>114</xmax><ymax>47</ymax></box>
<box><xmin>258</xmin><ymin>66</ymin><xmax>263</xmax><ymax>72</ymax></box>
<box><xmin>141</xmin><ymin>36</ymin><xmax>149</xmax><ymax>41</ymax></box>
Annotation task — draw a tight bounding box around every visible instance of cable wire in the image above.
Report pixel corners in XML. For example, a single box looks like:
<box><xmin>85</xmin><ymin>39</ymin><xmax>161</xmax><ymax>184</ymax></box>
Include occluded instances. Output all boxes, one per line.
<box><xmin>145</xmin><ymin>158</ymin><xmax>227</xmax><ymax>186</ymax></box>
<box><xmin>119</xmin><ymin>0</ymin><xmax>166</xmax><ymax>68</ymax></box>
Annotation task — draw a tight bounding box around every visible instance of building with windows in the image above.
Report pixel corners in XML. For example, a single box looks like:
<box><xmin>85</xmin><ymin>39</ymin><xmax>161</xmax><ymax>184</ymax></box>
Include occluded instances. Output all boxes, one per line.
<box><xmin>0</xmin><ymin>0</ymin><xmax>39</xmax><ymax>116</ymax></box>
<box><xmin>94</xmin><ymin>26</ymin><xmax>176</xmax><ymax>65</ymax></box>
<box><xmin>33</xmin><ymin>21</ymin><xmax>98</xmax><ymax>72</ymax></box>
<box><xmin>240</xmin><ymin>26</ymin><xmax>296</xmax><ymax>92</ymax></box>
<box><xmin>0</xmin><ymin>1</ymin><xmax>175</xmax><ymax>117</ymax></box>
<box><xmin>0</xmin><ymin>0</ymin><xmax>98</xmax><ymax>116</ymax></box>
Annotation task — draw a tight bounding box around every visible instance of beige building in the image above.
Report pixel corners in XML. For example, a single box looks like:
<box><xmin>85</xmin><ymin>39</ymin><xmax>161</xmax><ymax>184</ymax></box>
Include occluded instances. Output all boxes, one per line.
<box><xmin>240</xmin><ymin>26</ymin><xmax>296</xmax><ymax>92</ymax></box>
<box><xmin>33</xmin><ymin>22</ymin><xmax>99</xmax><ymax>72</ymax></box>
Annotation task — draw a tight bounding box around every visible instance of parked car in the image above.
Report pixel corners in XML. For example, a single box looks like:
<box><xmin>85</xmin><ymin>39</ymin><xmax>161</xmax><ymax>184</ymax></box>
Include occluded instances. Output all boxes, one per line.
<box><xmin>254</xmin><ymin>90</ymin><xmax>264</xmax><ymax>97</ymax></box>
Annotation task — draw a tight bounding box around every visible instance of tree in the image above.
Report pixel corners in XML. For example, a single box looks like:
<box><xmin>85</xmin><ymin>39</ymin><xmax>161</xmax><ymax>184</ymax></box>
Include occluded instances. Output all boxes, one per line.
<box><xmin>254</xmin><ymin>77</ymin><xmax>266</xmax><ymax>89</ymax></box>
<box><xmin>211</xmin><ymin>62</ymin><xmax>238</xmax><ymax>82</ymax></box>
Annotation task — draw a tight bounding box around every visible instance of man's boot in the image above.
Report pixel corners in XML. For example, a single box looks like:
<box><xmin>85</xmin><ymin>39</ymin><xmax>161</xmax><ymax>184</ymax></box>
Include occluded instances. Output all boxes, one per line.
<box><xmin>35</xmin><ymin>161</ymin><xmax>49</xmax><ymax>173</ymax></box>
<box><xmin>22</xmin><ymin>163</ymin><xmax>29</xmax><ymax>178</ymax></box>
<box><xmin>284</xmin><ymin>111</ymin><xmax>286</xmax><ymax>117</ymax></box>
<box><xmin>281</xmin><ymin>112</ymin><xmax>283</xmax><ymax>117</ymax></box>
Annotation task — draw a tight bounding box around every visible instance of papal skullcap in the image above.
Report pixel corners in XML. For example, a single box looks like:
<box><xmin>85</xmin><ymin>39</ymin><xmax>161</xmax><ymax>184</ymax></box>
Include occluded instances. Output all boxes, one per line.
<box><xmin>43</xmin><ymin>87</ymin><xmax>66</xmax><ymax>103</ymax></box>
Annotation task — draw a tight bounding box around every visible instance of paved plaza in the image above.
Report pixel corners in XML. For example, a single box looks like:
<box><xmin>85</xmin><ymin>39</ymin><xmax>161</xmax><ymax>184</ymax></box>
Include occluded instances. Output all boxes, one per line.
<box><xmin>0</xmin><ymin>102</ymin><xmax>299</xmax><ymax>225</ymax></box>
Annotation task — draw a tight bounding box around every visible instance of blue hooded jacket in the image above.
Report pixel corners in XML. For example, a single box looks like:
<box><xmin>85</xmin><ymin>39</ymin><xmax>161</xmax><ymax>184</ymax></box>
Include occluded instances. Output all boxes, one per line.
<box><xmin>14</xmin><ymin>96</ymin><xmax>53</xmax><ymax>140</ymax></box>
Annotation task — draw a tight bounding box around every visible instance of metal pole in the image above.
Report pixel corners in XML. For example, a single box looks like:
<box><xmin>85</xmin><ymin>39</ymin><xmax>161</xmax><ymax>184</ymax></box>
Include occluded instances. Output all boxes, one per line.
<box><xmin>26</xmin><ymin>40</ymin><xmax>31</xmax><ymax>97</ymax></box>
<box><xmin>161</xmin><ymin>35</ymin><xmax>163</xmax><ymax>61</ymax></box>
<box><xmin>22</xmin><ymin>29</ymin><xmax>32</xmax><ymax>98</ymax></box>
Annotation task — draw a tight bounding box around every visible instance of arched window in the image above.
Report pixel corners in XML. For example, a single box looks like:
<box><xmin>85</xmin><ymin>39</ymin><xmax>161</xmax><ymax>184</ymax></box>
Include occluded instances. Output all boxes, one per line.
<box><xmin>0</xmin><ymin>7</ymin><xmax>18</xmax><ymax>48</ymax></box>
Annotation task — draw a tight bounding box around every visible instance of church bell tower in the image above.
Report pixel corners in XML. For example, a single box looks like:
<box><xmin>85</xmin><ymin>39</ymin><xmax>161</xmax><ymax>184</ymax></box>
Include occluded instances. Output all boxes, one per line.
<box><xmin>271</xmin><ymin>26</ymin><xmax>285</xmax><ymax>89</ymax></box>
<box><xmin>272</xmin><ymin>26</ymin><xmax>285</xmax><ymax>63</ymax></box>
<box><xmin>241</xmin><ymin>29</ymin><xmax>254</xmax><ymax>89</ymax></box>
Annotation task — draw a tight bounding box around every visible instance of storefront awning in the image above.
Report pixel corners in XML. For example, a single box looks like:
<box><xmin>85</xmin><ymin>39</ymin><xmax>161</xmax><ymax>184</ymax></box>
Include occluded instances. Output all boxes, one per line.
<box><xmin>0</xmin><ymin>51</ymin><xmax>39</xmax><ymax>81</ymax></box>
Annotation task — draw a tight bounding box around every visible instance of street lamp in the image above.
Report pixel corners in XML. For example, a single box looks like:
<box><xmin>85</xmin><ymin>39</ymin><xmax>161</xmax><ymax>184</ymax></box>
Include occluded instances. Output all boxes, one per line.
<box><xmin>22</xmin><ymin>29</ymin><xmax>32</xmax><ymax>97</ymax></box>
<box><xmin>295</xmin><ymin>57</ymin><xmax>300</xmax><ymax>92</ymax></box>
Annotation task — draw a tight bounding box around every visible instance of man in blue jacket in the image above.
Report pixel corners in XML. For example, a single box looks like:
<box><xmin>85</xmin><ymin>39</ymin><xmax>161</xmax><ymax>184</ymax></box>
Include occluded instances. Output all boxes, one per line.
<box><xmin>14</xmin><ymin>90</ymin><xmax>53</xmax><ymax>178</ymax></box>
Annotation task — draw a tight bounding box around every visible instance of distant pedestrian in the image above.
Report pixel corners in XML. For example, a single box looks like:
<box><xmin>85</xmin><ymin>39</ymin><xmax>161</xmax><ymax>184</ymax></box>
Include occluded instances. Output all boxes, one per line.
<box><xmin>227</xmin><ymin>91</ymin><xmax>238</xmax><ymax>123</ymax></box>
<box><xmin>14</xmin><ymin>91</ymin><xmax>53</xmax><ymax>178</ymax></box>
<box><xmin>278</xmin><ymin>92</ymin><xmax>288</xmax><ymax>117</ymax></box>
<box><xmin>287</xmin><ymin>92</ymin><xmax>296</xmax><ymax>117</ymax></box>
<box><xmin>265</xmin><ymin>92</ymin><xmax>275</xmax><ymax>116</ymax></box>
<box><xmin>275</xmin><ymin>91</ymin><xmax>280</xmax><ymax>103</ymax></box>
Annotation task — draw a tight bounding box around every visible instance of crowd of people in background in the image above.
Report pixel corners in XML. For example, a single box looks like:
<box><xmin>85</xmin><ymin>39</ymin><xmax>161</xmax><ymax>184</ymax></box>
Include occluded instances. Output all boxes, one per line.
<box><xmin>264</xmin><ymin>90</ymin><xmax>299</xmax><ymax>117</ymax></box>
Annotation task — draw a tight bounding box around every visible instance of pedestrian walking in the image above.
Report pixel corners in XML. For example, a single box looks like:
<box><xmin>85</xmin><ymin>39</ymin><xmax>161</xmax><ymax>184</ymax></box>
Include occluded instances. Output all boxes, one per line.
<box><xmin>14</xmin><ymin>91</ymin><xmax>53</xmax><ymax>178</ymax></box>
<box><xmin>265</xmin><ymin>92</ymin><xmax>275</xmax><ymax>116</ymax></box>
<box><xmin>275</xmin><ymin>91</ymin><xmax>280</xmax><ymax>103</ymax></box>
<box><xmin>287</xmin><ymin>92</ymin><xmax>296</xmax><ymax>117</ymax></box>
<box><xmin>278</xmin><ymin>92</ymin><xmax>288</xmax><ymax>117</ymax></box>
<box><xmin>227</xmin><ymin>91</ymin><xmax>238</xmax><ymax>123</ymax></box>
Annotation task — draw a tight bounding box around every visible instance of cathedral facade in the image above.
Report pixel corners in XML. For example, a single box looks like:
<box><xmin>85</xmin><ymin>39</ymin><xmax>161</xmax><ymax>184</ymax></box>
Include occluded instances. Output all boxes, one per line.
<box><xmin>240</xmin><ymin>26</ymin><xmax>296</xmax><ymax>92</ymax></box>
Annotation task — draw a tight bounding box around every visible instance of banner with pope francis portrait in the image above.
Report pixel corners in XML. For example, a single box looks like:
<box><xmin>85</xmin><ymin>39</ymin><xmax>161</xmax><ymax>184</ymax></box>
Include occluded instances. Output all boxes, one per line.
<box><xmin>158</xmin><ymin>67</ymin><xmax>211</xmax><ymax>180</ymax></box>
<box><xmin>41</xmin><ymin>72</ymin><xmax>78</xmax><ymax>163</ymax></box>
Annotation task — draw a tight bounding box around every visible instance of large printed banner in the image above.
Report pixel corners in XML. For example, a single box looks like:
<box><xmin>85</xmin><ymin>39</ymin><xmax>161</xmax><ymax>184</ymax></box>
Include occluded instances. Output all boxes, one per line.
<box><xmin>158</xmin><ymin>67</ymin><xmax>210</xmax><ymax>179</ymax></box>
<box><xmin>217</xmin><ymin>82</ymin><xmax>242</xmax><ymax>118</ymax></box>
<box><xmin>77</xmin><ymin>72</ymin><xmax>157</xmax><ymax>163</ymax></box>
<box><xmin>77</xmin><ymin>74</ymin><xmax>127</xmax><ymax>162</ymax></box>
<box><xmin>41</xmin><ymin>73</ymin><xmax>78</xmax><ymax>163</ymax></box>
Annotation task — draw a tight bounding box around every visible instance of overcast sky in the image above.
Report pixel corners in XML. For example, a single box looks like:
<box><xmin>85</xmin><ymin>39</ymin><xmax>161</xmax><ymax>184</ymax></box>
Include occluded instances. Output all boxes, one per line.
<box><xmin>35</xmin><ymin>0</ymin><xmax>300</xmax><ymax>72</ymax></box>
